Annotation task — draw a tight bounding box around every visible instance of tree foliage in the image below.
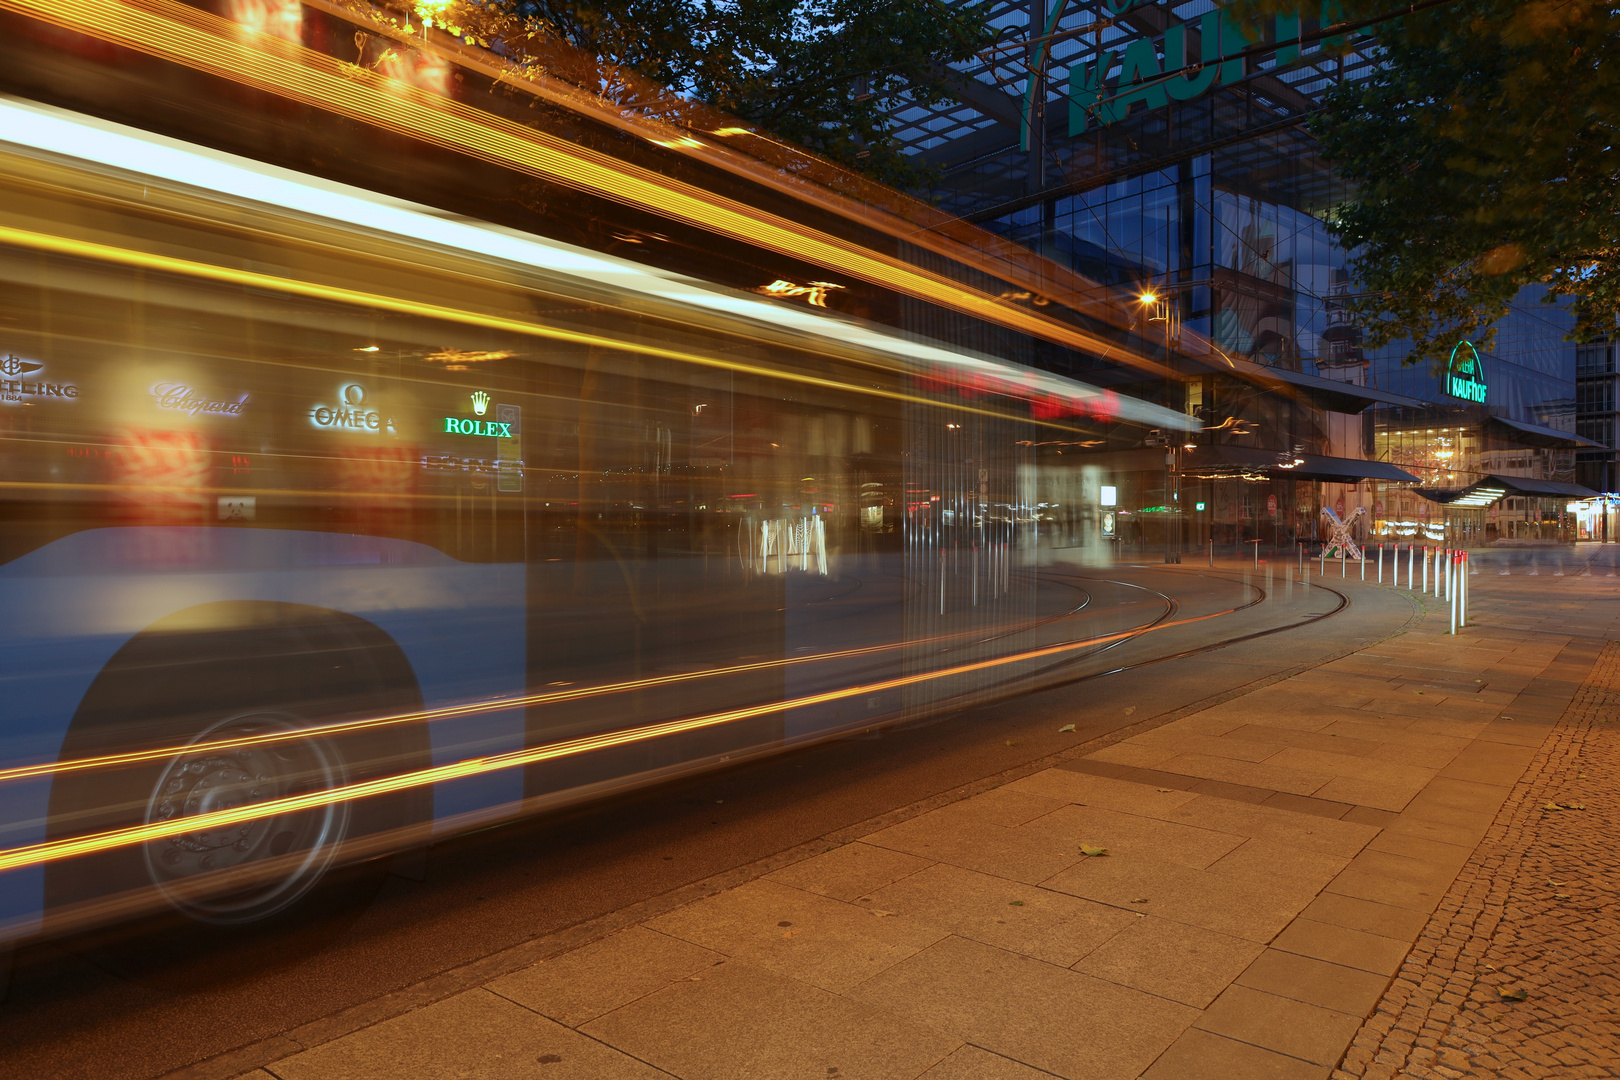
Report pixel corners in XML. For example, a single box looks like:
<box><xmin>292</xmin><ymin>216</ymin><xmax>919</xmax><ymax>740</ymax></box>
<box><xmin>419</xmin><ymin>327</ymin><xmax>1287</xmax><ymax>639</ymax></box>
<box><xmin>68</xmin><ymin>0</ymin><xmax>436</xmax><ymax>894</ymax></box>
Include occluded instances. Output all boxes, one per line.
<box><xmin>1233</xmin><ymin>0</ymin><xmax>1619</xmax><ymax>363</ymax></box>
<box><xmin>499</xmin><ymin>0</ymin><xmax>996</xmax><ymax>187</ymax></box>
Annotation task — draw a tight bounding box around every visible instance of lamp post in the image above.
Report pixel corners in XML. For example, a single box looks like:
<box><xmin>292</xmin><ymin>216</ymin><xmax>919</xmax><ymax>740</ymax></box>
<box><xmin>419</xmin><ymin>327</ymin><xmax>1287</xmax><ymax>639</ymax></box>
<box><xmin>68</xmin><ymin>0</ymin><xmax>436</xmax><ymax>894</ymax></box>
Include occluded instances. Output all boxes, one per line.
<box><xmin>1142</xmin><ymin>288</ymin><xmax>1184</xmax><ymax>564</ymax></box>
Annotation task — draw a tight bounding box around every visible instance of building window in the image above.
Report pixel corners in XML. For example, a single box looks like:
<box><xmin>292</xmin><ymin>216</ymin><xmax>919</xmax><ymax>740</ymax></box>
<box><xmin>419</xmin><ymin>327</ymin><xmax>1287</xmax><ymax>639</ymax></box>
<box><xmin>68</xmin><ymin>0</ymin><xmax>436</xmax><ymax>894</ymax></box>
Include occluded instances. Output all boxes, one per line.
<box><xmin>1577</xmin><ymin>379</ymin><xmax>1615</xmax><ymax>413</ymax></box>
<box><xmin>1578</xmin><ymin>419</ymin><xmax>1615</xmax><ymax>448</ymax></box>
<box><xmin>1576</xmin><ymin>340</ymin><xmax>1614</xmax><ymax>376</ymax></box>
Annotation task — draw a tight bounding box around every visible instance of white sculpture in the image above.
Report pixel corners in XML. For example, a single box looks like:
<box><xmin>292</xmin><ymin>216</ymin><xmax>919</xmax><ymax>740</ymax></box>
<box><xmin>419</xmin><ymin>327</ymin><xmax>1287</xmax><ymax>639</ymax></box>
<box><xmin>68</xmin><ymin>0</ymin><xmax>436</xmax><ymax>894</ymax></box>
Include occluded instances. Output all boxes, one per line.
<box><xmin>1320</xmin><ymin>505</ymin><xmax>1368</xmax><ymax>561</ymax></box>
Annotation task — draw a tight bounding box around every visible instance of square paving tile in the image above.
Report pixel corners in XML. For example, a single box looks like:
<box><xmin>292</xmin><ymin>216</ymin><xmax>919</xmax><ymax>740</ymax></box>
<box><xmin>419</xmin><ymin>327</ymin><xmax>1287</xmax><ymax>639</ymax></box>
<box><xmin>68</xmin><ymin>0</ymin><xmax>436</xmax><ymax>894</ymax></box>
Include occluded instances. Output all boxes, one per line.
<box><xmin>582</xmin><ymin>960</ymin><xmax>958</xmax><ymax>1080</ymax></box>
<box><xmin>1223</xmin><ymin>725</ymin><xmax>1384</xmax><ymax>757</ymax></box>
<box><xmin>488</xmin><ymin>926</ymin><xmax>721</xmax><ymax>1027</ymax></box>
<box><xmin>1204</xmin><ymin>839</ymin><xmax>1349</xmax><ymax>890</ymax></box>
<box><xmin>1087</xmin><ymin>741</ymin><xmax>1184</xmax><ymax>768</ymax></box>
<box><xmin>862</xmin><ymin>862</ymin><xmax>1134</xmax><ymax>967</ymax></box>
<box><xmin>954</xmin><ymin>787</ymin><xmax>1072</xmax><ymax>827</ymax></box>
<box><xmin>1070</xmin><ymin>916</ymin><xmax>1263</xmax><ymax>1008</ymax></box>
<box><xmin>272</xmin><ymin>988</ymin><xmax>668</xmax><ymax>1080</ymax></box>
<box><xmin>1269</xmin><ymin>917</ymin><xmax>1412</xmax><ymax>976</ymax></box>
<box><xmin>1195</xmin><ymin>984</ymin><xmax>1364</xmax><ymax>1066</ymax></box>
<box><xmin>1308</xmin><ymin>775</ymin><xmax>1426</xmax><ymax>812</ymax></box>
<box><xmin>1140</xmin><ymin>1028</ymin><xmax>1330</xmax><ymax>1080</ymax></box>
<box><xmin>765</xmin><ymin>842</ymin><xmax>933</xmax><ymax>903</ymax></box>
<box><xmin>1235</xmin><ymin>948</ymin><xmax>1392</xmax><ymax>1016</ymax></box>
<box><xmin>850</xmin><ymin>935</ymin><xmax>1197</xmax><ymax>1080</ymax></box>
<box><xmin>646</xmin><ymin>880</ymin><xmax>945</xmax><ymax>992</ymax></box>
<box><xmin>1158</xmin><ymin>797</ymin><xmax>1377</xmax><ymax>858</ymax></box>
<box><xmin>1130</xmin><ymin>729</ymin><xmax>1286</xmax><ymax>763</ymax></box>
<box><xmin>1148</xmin><ymin>753</ymin><xmax>1333</xmax><ymax>798</ymax></box>
<box><xmin>1041</xmin><ymin>855</ymin><xmax>1320</xmax><ymax>942</ymax></box>
<box><xmin>1017</xmin><ymin>804</ymin><xmax>1248</xmax><ymax>871</ymax></box>
<box><xmin>1006</xmin><ymin>769</ymin><xmax>1199</xmax><ymax>817</ymax></box>
<box><xmin>1264</xmin><ymin>747</ymin><xmax>1435</xmax><ymax>789</ymax></box>
<box><xmin>862</xmin><ymin>806</ymin><xmax>1086</xmax><ymax>885</ymax></box>
<box><xmin>916</xmin><ymin>1044</ymin><xmax>1060</xmax><ymax>1080</ymax></box>
<box><xmin>1295</xmin><ymin>892</ymin><xmax>1430</xmax><ymax>941</ymax></box>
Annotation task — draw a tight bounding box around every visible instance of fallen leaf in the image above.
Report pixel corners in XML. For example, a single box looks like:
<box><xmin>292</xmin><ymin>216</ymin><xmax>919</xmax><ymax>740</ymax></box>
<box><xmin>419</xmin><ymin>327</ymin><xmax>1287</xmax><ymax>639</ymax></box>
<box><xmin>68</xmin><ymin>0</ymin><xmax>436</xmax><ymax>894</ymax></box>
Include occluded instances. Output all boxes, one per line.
<box><xmin>1542</xmin><ymin>803</ymin><xmax>1564</xmax><ymax>811</ymax></box>
<box><xmin>1129</xmin><ymin>897</ymin><xmax>1149</xmax><ymax>904</ymax></box>
<box><xmin>1566</xmin><ymin>802</ymin><xmax>1587</xmax><ymax>810</ymax></box>
<box><xmin>869</xmin><ymin>909</ymin><xmax>895</xmax><ymax>917</ymax></box>
<box><xmin>1058</xmin><ymin>724</ymin><xmax>1076</xmax><ymax>733</ymax></box>
<box><xmin>1498</xmin><ymin>987</ymin><xmax>1528</xmax><ymax>1002</ymax></box>
<box><xmin>1547</xmin><ymin>880</ymin><xmax>1567</xmax><ymax>886</ymax></box>
<box><xmin>781</xmin><ymin>929</ymin><xmax>799</xmax><ymax>939</ymax></box>
<box><xmin>1079</xmin><ymin>844</ymin><xmax>1109</xmax><ymax>857</ymax></box>
<box><xmin>1156</xmin><ymin>788</ymin><xmax>1173</xmax><ymax>793</ymax></box>
<box><xmin>1553</xmin><ymin>893</ymin><xmax>1571</xmax><ymax>900</ymax></box>
<box><xmin>1005</xmin><ymin>740</ymin><xmax>1020</xmax><ymax>747</ymax></box>
<box><xmin>1123</xmin><ymin>706</ymin><xmax>1136</xmax><ymax>716</ymax></box>
<box><xmin>1009</xmin><ymin>900</ymin><xmax>1025</xmax><ymax>906</ymax></box>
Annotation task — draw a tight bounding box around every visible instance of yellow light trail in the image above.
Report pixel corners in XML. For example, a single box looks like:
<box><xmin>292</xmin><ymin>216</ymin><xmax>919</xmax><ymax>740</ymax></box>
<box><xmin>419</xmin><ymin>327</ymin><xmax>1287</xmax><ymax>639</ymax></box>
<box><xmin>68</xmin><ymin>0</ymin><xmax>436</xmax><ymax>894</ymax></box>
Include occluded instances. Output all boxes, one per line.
<box><xmin>0</xmin><ymin>222</ymin><xmax>1093</xmax><ymax>433</ymax></box>
<box><xmin>0</xmin><ymin>625</ymin><xmax>1011</xmax><ymax>785</ymax></box>
<box><xmin>0</xmin><ymin>606</ymin><xmax>1235</xmax><ymax>873</ymax></box>
<box><xmin>0</xmin><ymin>0</ymin><xmax>1169</xmax><ymax>378</ymax></box>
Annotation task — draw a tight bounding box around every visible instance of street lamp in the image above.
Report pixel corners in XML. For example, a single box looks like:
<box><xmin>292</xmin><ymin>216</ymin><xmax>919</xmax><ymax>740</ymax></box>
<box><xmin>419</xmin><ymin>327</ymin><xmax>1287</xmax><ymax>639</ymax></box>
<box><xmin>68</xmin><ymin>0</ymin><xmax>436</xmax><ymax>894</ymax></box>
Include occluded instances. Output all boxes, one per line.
<box><xmin>1139</xmin><ymin>286</ymin><xmax>1183</xmax><ymax>564</ymax></box>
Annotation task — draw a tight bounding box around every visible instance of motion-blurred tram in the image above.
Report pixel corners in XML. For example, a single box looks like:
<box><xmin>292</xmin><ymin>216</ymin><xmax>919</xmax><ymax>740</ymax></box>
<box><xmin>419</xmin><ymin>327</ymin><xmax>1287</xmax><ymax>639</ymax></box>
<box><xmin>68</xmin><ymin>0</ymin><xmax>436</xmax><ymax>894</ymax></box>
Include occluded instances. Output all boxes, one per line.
<box><xmin>0</xmin><ymin>0</ymin><xmax>1192</xmax><ymax>940</ymax></box>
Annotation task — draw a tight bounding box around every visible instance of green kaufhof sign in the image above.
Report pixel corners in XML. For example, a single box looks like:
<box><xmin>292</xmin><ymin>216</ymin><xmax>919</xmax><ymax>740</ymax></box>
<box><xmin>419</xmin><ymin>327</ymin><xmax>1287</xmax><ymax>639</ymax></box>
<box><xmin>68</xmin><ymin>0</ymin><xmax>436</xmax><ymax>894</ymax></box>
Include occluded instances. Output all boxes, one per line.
<box><xmin>1069</xmin><ymin>2</ymin><xmax>1344</xmax><ymax>134</ymax></box>
<box><xmin>1445</xmin><ymin>341</ymin><xmax>1488</xmax><ymax>404</ymax></box>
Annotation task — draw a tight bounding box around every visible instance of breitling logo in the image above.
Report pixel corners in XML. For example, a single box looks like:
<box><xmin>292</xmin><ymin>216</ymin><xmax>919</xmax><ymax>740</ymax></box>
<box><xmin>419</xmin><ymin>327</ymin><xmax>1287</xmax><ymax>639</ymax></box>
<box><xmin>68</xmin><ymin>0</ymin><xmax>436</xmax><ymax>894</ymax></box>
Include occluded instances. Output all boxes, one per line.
<box><xmin>0</xmin><ymin>354</ymin><xmax>45</xmax><ymax>378</ymax></box>
<box><xmin>0</xmin><ymin>354</ymin><xmax>77</xmax><ymax>404</ymax></box>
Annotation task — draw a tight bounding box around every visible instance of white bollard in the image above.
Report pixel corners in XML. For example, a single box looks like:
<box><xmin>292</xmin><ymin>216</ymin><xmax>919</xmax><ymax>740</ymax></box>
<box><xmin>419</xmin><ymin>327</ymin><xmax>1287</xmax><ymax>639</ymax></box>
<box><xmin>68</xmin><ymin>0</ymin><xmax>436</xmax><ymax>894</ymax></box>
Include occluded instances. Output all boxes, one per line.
<box><xmin>1408</xmin><ymin>544</ymin><xmax>1415</xmax><ymax>590</ymax></box>
<box><xmin>1450</xmin><ymin>554</ymin><xmax>1458</xmax><ymax>634</ymax></box>
<box><xmin>1378</xmin><ymin>543</ymin><xmax>1384</xmax><ymax>584</ymax></box>
<box><xmin>1422</xmin><ymin>547</ymin><xmax>1428</xmax><ymax>594</ymax></box>
<box><xmin>1461</xmin><ymin>552</ymin><xmax>1469</xmax><ymax>626</ymax></box>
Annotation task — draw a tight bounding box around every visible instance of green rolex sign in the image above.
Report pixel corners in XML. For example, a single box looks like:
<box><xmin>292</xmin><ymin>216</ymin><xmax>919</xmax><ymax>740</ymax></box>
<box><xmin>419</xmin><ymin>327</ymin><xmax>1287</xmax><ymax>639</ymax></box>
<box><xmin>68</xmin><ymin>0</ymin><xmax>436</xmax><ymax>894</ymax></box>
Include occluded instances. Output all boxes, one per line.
<box><xmin>1445</xmin><ymin>341</ymin><xmax>1488</xmax><ymax>403</ymax></box>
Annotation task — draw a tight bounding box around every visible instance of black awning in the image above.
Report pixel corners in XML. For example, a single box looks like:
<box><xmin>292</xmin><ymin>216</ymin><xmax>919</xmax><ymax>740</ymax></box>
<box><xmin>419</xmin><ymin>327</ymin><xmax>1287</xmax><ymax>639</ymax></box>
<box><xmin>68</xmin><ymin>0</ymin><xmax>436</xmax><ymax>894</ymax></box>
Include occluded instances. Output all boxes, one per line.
<box><xmin>1210</xmin><ymin>361</ymin><xmax>1430</xmax><ymax>414</ymax></box>
<box><xmin>1486</xmin><ymin>416</ymin><xmax>1604</xmax><ymax>449</ymax></box>
<box><xmin>1183</xmin><ymin>445</ymin><xmax>1422</xmax><ymax>484</ymax></box>
<box><xmin>1428</xmin><ymin>473</ymin><xmax>1599</xmax><ymax>507</ymax></box>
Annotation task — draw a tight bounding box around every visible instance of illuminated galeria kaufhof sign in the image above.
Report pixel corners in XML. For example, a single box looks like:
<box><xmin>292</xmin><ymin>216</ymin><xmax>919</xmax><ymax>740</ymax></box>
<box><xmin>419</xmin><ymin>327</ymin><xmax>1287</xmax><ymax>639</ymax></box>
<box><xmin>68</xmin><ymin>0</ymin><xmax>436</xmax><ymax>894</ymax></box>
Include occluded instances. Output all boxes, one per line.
<box><xmin>1069</xmin><ymin>2</ymin><xmax>1342</xmax><ymax>133</ymax></box>
<box><xmin>1445</xmin><ymin>341</ymin><xmax>1488</xmax><ymax>404</ymax></box>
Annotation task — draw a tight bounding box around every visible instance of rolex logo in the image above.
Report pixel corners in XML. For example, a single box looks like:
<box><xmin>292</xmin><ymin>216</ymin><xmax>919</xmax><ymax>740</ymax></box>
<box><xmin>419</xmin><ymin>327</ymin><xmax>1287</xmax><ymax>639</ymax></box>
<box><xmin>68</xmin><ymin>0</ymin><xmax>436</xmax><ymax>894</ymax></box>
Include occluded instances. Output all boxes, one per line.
<box><xmin>471</xmin><ymin>391</ymin><xmax>490</xmax><ymax>416</ymax></box>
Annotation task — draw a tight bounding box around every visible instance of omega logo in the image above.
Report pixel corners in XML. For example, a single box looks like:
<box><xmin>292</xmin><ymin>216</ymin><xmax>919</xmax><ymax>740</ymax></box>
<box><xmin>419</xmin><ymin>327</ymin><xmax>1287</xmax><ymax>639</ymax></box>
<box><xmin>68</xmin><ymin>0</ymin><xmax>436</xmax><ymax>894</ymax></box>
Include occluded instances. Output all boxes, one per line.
<box><xmin>311</xmin><ymin>383</ymin><xmax>396</xmax><ymax>432</ymax></box>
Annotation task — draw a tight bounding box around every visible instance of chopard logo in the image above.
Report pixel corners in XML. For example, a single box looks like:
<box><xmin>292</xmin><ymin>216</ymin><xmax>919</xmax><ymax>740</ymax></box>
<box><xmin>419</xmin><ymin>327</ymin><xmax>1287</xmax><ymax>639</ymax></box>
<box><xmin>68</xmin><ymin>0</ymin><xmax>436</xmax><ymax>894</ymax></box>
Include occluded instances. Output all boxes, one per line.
<box><xmin>152</xmin><ymin>383</ymin><xmax>250</xmax><ymax>416</ymax></box>
<box><xmin>0</xmin><ymin>354</ymin><xmax>78</xmax><ymax>404</ymax></box>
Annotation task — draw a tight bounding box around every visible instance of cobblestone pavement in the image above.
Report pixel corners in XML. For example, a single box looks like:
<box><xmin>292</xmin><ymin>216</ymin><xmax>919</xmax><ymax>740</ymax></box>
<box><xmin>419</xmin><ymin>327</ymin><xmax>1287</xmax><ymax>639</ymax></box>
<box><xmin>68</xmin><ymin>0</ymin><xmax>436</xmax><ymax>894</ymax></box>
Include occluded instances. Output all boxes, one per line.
<box><xmin>1334</xmin><ymin>642</ymin><xmax>1620</xmax><ymax>1080</ymax></box>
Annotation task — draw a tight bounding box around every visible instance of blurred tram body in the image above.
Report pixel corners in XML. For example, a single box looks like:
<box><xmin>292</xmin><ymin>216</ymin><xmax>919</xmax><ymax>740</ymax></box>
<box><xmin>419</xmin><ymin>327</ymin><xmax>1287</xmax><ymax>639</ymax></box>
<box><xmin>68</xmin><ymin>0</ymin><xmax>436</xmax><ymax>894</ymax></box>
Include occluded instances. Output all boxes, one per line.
<box><xmin>0</xmin><ymin>0</ymin><xmax>1187</xmax><ymax>940</ymax></box>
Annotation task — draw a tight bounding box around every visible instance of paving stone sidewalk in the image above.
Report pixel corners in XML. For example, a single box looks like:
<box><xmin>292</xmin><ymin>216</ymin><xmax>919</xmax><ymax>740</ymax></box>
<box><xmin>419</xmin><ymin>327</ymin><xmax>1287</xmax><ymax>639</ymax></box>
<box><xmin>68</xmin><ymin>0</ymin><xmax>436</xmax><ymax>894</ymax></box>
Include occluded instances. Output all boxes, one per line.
<box><xmin>1332</xmin><ymin>642</ymin><xmax>1620</xmax><ymax>1080</ymax></box>
<box><xmin>224</xmin><ymin>572</ymin><xmax>1619</xmax><ymax>1080</ymax></box>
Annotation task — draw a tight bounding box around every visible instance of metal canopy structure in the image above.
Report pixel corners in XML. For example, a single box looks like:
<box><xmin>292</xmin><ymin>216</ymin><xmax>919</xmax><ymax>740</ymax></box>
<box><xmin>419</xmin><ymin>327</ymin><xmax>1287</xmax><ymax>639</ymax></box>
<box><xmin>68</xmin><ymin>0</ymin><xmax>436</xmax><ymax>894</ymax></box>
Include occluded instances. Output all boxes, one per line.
<box><xmin>1181</xmin><ymin>444</ymin><xmax>1423</xmax><ymax>485</ymax></box>
<box><xmin>1421</xmin><ymin>475</ymin><xmax>1600</xmax><ymax>508</ymax></box>
<box><xmin>886</xmin><ymin>0</ymin><xmax>1384</xmax><ymax>219</ymax></box>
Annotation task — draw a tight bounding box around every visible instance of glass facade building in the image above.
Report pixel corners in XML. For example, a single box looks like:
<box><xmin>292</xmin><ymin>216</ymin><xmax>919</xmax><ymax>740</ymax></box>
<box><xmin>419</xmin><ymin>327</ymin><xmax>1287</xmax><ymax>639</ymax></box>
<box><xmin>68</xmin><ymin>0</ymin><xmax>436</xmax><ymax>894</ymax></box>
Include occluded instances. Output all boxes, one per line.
<box><xmin>878</xmin><ymin>0</ymin><xmax>1597</xmax><ymax>548</ymax></box>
